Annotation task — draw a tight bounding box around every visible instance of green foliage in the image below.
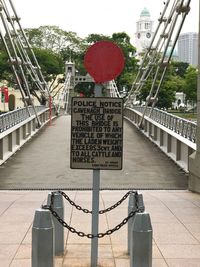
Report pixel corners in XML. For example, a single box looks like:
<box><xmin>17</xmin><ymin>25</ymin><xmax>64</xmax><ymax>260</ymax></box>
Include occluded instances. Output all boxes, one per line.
<box><xmin>111</xmin><ymin>32</ymin><xmax>138</xmax><ymax>91</ymax></box>
<box><xmin>24</xmin><ymin>26</ymin><xmax>83</xmax><ymax>53</ymax></box>
<box><xmin>86</xmin><ymin>34</ymin><xmax>111</xmax><ymax>44</ymax></box>
<box><xmin>1</xmin><ymin>24</ymin><xmax>196</xmax><ymax>109</ymax></box>
<box><xmin>183</xmin><ymin>66</ymin><xmax>197</xmax><ymax>102</ymax></box>
<box><xmin>32</xmin><ymin>48</ymin><xmax>63</xmax><ymax>81</ymax></box>
<box><xmin>0</xmin><ymin>49</ymin><xmax>13</xmax><ymax>84</ymax></box>
<box><xmin>156</xmin><ymin>80</ymin><xmax>176</xmax><ymax>108</ymax></box>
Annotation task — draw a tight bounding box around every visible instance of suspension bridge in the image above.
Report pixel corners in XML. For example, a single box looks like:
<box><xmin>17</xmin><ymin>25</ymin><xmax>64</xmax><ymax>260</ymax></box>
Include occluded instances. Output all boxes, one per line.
<box><xmin>0</xmin><ymin>0</ymin><xmax>198</xmax><ymax>191</ymax></box>
<box><xmin>0</xmin><ymin>1</ymin><xmax>200</xmax><ymax>267</ymax></box>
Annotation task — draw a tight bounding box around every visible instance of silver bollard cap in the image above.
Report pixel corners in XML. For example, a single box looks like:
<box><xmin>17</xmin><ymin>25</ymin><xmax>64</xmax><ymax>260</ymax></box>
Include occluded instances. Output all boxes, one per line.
<box><xmin>133</xmin><ymin>212</ymin><xmax>152</xmax><ymax>232</ymax></box>
<box><xmin>47</xmin><ymin>192</ymin><xmax>63</xmax><ymax>207</ymax></box>
<box><xmin>33</xmin><ymin>208</ymin><xmax>53</xmax><ymax>229</ymax></box>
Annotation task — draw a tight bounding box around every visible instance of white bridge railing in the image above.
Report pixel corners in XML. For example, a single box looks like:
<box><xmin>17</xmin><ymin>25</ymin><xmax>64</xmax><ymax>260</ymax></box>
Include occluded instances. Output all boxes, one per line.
<box><xmin>124</xmin><ymin>107</ymin><xmax>196</xmax><ymax>172</ymax></box>
<box><xmin>0</xmin><ymin>106</ymin><xmax>47</xmax><ymax>133</ymax></box>
<box><xmin>0</xmin><ymin>106</ymin><xmax>57</xmax><ymax>165</ymax></box>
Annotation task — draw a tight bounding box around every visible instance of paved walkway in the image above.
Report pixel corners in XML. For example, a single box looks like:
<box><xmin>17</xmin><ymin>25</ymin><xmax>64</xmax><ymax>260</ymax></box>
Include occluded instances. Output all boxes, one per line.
<box><xmin>0</xmin><ymin>115</ymin><xmax>187</xmax><ymax>190</ymax></box>
<box><xmin>0</xmin><ymin>189</ymin><xmax>200</xmax><ymax>267</ymax></box>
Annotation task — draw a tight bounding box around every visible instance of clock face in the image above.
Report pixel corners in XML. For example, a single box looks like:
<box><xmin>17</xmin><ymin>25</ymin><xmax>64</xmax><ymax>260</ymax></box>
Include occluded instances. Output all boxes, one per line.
<box><xmin>137</xmin><ymin>33</ymin><xmax>141</xmax><ymax>39</ymax></box>
<box><xmin>146</xmin><ymin>32</ymin><xmax>151</xmax><ymax>38</ymax></box>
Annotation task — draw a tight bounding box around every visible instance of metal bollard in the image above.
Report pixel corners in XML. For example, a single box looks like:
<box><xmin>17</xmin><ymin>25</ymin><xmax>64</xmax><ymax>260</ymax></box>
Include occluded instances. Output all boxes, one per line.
<box><xmin>128</xmin><ymin>193</ymin><xmax>145</xmax><ymax>254</ymax></box>
<box><xmin>32</xmin><ymin>208</ymin><xmax>54</xmax><ymax>267</ymax></box>
<box><xmin>127</xmin><ymin>193</ymin><xmax>137</xmax><ymax>255</ymax></box>
<box><xmin>130</xmin><ymin>212</ymin><xmax>152</xmax><ymax>267</ymax></box>
<box><xmin>47</xmin><ymin>192</ymin><xmax>64</xmax><ymax>256</ymax></box>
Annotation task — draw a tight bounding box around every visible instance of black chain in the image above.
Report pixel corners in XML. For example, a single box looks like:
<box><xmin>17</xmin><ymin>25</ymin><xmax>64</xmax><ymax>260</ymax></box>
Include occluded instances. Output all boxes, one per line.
<box><xmin>42</xmin><ymin>190</ymin><xmax>142</xmax><ymax>239</ymax></box>
<box><xmin>44</xmin><ymin>204</ymin><xmax>140</xmax><ymax>239</ymax></box>
<box><xmin>57</xmin><ymin>190</ymin><xmax>137</xmax><ymax>214</ymax></box>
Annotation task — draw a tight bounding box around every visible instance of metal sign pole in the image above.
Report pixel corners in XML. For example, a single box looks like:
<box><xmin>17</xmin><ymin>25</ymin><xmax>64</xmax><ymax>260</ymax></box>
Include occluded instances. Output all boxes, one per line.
<box><xmin>91</xmin><ymin>84</ymin><xmax>102</xmax><ymax>267</ymax></box>
<box><xmin>91</xmin><ymin>169</ymin><xmax>100</xmax><ymax>267</ymax></box>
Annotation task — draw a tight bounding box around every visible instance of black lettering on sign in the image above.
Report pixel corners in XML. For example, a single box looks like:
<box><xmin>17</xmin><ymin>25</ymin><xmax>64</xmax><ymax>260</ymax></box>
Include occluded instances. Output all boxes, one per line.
<box><xmin>70</xmin><ymin>97</ymin><xmax>123</xmax><ymax>170</ymax></box>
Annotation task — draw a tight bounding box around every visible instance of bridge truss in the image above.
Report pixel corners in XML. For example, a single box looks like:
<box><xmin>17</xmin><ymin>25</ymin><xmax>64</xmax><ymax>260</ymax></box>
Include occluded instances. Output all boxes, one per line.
<box><xmin>0</xmin><ymin>0</ymin><xmax>51</xmax><ymax>126</ymax></box>
<box><xmin>125</xmin><ymin>0</ymin><xmax>191</xmax><ymax>127</ymax></box>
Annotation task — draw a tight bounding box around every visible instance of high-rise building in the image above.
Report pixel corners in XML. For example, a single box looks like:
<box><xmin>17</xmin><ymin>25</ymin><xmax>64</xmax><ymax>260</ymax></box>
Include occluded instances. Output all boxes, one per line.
<box><xmin>135</xmin><ymin>7</ymin><xmax>154</xmax><ymax>54</ymax></box>
<box><xmin>177</xmin><ymin>32</ymin><xmax>198</xmax><ymax>66</ymax></box>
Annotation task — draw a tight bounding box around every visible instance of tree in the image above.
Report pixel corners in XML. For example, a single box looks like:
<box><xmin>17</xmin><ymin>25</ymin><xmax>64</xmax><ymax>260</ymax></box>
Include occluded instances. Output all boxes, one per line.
<box><xmin>166</xmin><ymin>61</ymin><xmax>189</xmax><ymax>78</ymax></box>
<box><xmin>24</xmin><ymin>26</ymin><xmax>83</xmax><ymax>53</ymax></box>
<box><xmin>0</xmin><ymin>49</ymin><xmax>13</xmax><ymax>84</ymax></box>
<box><xmin>32</xmin><ymin>48</ymin><xmax>63</xmax><ymax>81</ymax></box>
<box><xmin>111</xmin><ymin>32</ymin><xmax>138</xmax><ymax>92</ymax></box>
<box><xmin>183</xmin><ymin>66</ymin><xmax>197</xmax><ymax>104</ymax></box>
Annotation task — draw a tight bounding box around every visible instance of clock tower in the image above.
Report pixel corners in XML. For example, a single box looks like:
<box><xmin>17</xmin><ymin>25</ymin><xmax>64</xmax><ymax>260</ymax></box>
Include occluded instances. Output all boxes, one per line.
<box><xmin>135</xmin><ymin>7</ymin><xmax>154</xmax><ymax>54</ymax></box>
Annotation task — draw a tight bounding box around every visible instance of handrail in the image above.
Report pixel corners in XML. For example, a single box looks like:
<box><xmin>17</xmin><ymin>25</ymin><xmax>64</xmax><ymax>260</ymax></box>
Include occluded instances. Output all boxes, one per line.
<box><xmin>129</xmin><ymin>106</ymin><xmax>197</xmax><ymax>143</ymax></box>
<box><xmin>0</xmin><ymin>106</ymin><xmax>48</xmax><ymax>133</ymax></box>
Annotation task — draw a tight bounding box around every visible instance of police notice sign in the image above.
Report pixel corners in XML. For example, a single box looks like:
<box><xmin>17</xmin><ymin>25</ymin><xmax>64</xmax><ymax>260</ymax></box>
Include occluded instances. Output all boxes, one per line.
<box><xmin>70</xmin><ymin>97</ymin><xmax>123</xmax><ymax>170</ymax></box>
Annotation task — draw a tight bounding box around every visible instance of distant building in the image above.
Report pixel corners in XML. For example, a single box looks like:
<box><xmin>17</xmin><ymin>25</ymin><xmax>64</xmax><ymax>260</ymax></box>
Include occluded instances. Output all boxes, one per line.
<box><xmin>135</xmin><ymin>7</ymin><xmax>154</xmax><ymax>55</ymax></box>
<box><xmin>177</xmin><ymin>32</ymin><xmax>198</xmax><ymax>66</ymax></box>
<box><xmin>165</xmin><ymin>40</ymin><xmax>178</xmax><ymax>62</ymax></box>
<box><xmin>172</xmin><ymin>92</ymin><xmax>185</xmax><ymax>110</ymax></box>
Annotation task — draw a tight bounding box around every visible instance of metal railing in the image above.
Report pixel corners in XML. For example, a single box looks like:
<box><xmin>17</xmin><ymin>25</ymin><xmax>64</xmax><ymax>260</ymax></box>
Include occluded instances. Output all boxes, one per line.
<box><xmin>0</xmin><ymin>106</ymin><xmax>47</xmax><ymax>133</ymax></box>
<box><xmin>132</xmin><ymin>106</ymin><xmax>197</xmax><ymax>143</ymax></box>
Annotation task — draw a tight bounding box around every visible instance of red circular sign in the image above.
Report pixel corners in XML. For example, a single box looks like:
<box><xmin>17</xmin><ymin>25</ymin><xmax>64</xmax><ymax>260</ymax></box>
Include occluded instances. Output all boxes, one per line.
<box><xmin>84</xmin><ymin>41</ymin><xmax>125</xmax><ymax>83</ymax></box>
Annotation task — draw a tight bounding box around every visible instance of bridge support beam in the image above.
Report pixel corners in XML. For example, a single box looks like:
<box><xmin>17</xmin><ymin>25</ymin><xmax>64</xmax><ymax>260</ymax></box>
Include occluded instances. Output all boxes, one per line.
<box><xmin>189</xmin><ymin>2</ymin><xmax>200</xmax><ymax>193</ymax></box>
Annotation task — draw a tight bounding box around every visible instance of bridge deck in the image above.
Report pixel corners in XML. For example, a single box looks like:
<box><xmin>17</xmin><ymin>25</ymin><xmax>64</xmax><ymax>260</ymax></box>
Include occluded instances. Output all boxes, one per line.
<box><xmin>0</xmin><ymin>115</ymin><xmax>188</xmax><ymax>190</ymax></box>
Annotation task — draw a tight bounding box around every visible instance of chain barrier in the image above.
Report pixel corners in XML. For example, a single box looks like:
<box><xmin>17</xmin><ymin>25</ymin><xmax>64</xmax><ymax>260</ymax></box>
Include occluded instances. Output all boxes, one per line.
<box><xmin>42</xmin><ymin>190</ymin><xmax>142</xmax><ymax>239</ymax></box>
<box><xmin>57</xmin><ymin>190</ymin><xmax>137</xmax><ymax>214</ymax></box>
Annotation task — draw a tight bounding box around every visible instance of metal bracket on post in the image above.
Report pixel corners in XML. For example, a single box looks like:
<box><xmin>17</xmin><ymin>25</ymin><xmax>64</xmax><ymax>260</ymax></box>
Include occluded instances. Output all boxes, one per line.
<box><xmin>130</xmin><ymin>212</ymin><xmax>153</xmax><ymax>267</ymax></box>
<box><xmin>32</xmin><ymin>208</ymin><xmax>54</xmax><ymax>267</ymax></box>
<box><xmin>47</xmin><ymin>192</ymin><xmax>64</xmax><ymax>256</ymax></box>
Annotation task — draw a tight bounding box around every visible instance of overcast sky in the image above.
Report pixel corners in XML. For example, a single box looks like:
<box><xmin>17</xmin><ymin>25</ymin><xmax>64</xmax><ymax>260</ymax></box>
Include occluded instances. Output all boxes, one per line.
<box><xmin>13</xmin><ymin>0</ymin><xmax>199</xmax><ymax>42</ymax></box>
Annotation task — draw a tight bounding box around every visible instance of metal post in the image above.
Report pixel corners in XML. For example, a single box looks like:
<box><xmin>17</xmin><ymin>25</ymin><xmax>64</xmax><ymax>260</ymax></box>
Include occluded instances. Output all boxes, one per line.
<box><xmin>91</xmin><ymin>169</ymin><xmax>100</xmax><ymax>267</ymax></box>
<box><xmin>47</xmin><ymin>192</ymin><xmax>64</xmax><ymax>255</ymax></box>
<box><xmin>128</xmin><ymin>193</ymin><xmax>145</xmax><ymax>254</ymax></box>
<box><xmin>32</xmin><ymin>208</ymin><xmax>54</xmax><ymax>267</ymax></box>
<box><xmin>127</xmin><ymin>193</ymin><xmax>137</xmax><ymax>255</ymax></box>
<box><xmin>91</xmin><ymin>84</ymin><xmax>102</xmax><ymax>267</ymax></box>
<box><xmin>130</xmin><ymin>212</ymin><xmax>152</xmax><ymax>267</ymax></box>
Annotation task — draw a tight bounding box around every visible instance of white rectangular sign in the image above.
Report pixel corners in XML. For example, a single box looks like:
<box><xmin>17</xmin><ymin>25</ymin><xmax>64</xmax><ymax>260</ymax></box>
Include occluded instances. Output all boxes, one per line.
<box><xmin>70</xmin><ymin>97</ymin><xmax>123</xmax><ymax>170</ymax></box>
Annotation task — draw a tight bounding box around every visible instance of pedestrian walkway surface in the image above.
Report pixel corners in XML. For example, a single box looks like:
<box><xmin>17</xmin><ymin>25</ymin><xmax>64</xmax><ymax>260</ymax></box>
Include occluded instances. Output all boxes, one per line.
<box><xmin>0</xmin><ymin>116</ymin><xmax>187</xmax><ymax>190</ymax></box>
<box><xmin>0</xmin><ymin>189</ymin><xmax>200</xmax><ymax>267</ymax></box>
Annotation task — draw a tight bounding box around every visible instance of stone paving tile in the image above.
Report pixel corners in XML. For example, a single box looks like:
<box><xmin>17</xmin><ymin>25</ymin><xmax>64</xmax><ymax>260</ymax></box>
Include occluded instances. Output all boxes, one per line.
<box><xmin>15</xmin><ymin>244</ymin><xmax>31</xmax><ymax>259</ymax></box>
<box><xmin>159</xmin><ymin>244</ymin><xmax>200</xmax><ymax>259</ymax></box>
<box><xmin>166</xmin><ymin>259</ymin><xmax>200</xmax><ymax>267</ymax></box>
<box><xmin>153</xmin><ymin>223</ymin><xmax>199</xmax><ymax>244</ymax></box>
<box><xmin>65</xmin><ymin>244</ymin><xmax>113</xmax><ymax>259</ymax></box>
<box><xmin>152</xmin><ymin>259</ymin><xmax>169</xmax><ymax>267</ymax></box>
<box><xmin>0</xmin><ymin>189</ymin><xmax>200</xmax><ymax>267</ymax></box>
<box><xmin>0</xmin><ymin>259</ymin><xmax>11</xmax><ymax>267</ymax></box>
<box><xmin>0</xmin><ymin>244</ymin><xmax>19</xmax><ymax>262</ymax></box>
<box><xmin>115</xmin><ymin>258</ymin><xmax>129</xmax><ymax>267</ymax></box>
<box><xmin>185</xmin><ymin>223</ymin><xmax>200</xmax><ymax>234</ymax></box>
<box><xmin>10</xmin><ymin>259</ymin><xmax>31</xmax><ymax>267</ymax></box>
<box><xmin>111</xmin><ymin>244</ymin><xmax>129</xmax><ymax>259</ymax></box>
<box><xmin>62</xmin><ymin>258</ymin><xmax>115</xmax><ymax>267</ymax></box>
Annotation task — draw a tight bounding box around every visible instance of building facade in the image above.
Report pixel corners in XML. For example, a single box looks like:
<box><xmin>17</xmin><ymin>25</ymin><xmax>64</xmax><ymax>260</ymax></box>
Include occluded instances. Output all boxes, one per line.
<box><xmin>177</xmin><ymin>32</ymin><xmax>198</xmax><ymax>66</ymax></box>
<box><xmin>135</xmin><ymin>7</ymin><xmax>154</xmax><ymax>54</ymax></box>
